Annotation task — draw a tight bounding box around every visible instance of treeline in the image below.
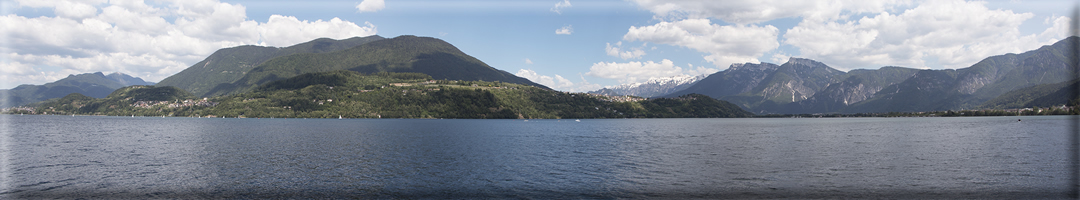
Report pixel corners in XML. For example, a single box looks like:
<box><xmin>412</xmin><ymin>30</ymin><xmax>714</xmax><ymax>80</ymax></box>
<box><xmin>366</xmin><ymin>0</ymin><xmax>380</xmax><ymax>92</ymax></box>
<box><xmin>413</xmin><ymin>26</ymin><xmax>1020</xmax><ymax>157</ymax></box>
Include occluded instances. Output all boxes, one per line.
<box><xmin>8</xmin><ymin>71</ymin><xmax>754</xmax><ymax>119</ymax></box>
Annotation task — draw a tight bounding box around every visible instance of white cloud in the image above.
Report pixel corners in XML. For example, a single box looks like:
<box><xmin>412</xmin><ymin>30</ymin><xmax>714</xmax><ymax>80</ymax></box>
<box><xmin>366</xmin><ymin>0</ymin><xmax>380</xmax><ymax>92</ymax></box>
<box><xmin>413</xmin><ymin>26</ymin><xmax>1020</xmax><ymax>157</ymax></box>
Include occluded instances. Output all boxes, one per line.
<box><xmin>258</xmin><ymin>15</ymin><xmax>377</xmax><ymax>47</ymax></box>
<box><xmin>605</xmin><ymin>42</ymin><xmax>646</xmax><ymax>59</ymax></box>
<box><xmin>623</xmin><ymin>18</ymin><xmax>778</xmax><ymax>68</ymax></box>
<box><xmin>551</xmin><ymin>0</ymin><xmax>572</xmax><ymax>14</ymax></box>
<box><xmin>524</xmin><ymin>58</ymin><xmax>533</xmax><ymax>64</ymax></box>
<box><xmin>586</xmin><ymin>59</ymin><xmax>692</xmax><ymax>84</ymax></box>
<box><xmin>54</xmin><ymin>0</ymin><xmax>100</xmax><ymax>19</ymax></box>
<box><xmin>1039</xmin><ymin>16</ymin><xmax>1071</xmax><ymax>42</ymax></box>
<box><xmin>356</xmin><ymin>0</ymin><xmax>385</xmax><ymax>13</ymax></box>
<box><xmin>629</xmin><ymin>0</ymin><xmax>903</xmax><ymax>24</ymax></box>
<box><xmin>783</xmin><ymin>0</ymin><xmax>1051</xmax><ymax>70</ymax></box>
<box><xmin>688</xmin><ymin>63</ymin><xmax>720</xmax><ymax>76</ymax></box>
<box><xmin>770</xmin><ymin>53</ymin><xmax>790</xmax><ymax>64</ymax></box>
<box><xmin>0</xmin><ymin>0</ymin><xmax>377</xmax><ymax>88</ymax></box>
<box><xmin>516</xmin><ymin>69</ymin><xmax>555</xmax><ymax>87</ymax></box>
<box><xmin>515</xmin><ymin>69</ymin><xmax>600</xmax><ymax>92</ymax></box>
<box><xmin>555</xmin><ymin>25</ymin><xmax>573</xmax><ymax>35</ymax></box>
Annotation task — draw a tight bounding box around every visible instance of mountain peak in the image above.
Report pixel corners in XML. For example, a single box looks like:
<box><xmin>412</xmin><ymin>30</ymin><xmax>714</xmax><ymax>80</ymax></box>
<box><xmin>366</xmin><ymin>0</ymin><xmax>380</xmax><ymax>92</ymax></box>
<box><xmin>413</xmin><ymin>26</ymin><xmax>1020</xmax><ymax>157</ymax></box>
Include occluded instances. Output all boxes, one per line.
<box><xmin>729</xmin><ymin>62</ymin><xmax>779</xmax><ymax>72</ymax></box>
<box><xmin>786</xmin><ymin>57</ymin><xmax>829</xmax><ymax>68</ymax></box>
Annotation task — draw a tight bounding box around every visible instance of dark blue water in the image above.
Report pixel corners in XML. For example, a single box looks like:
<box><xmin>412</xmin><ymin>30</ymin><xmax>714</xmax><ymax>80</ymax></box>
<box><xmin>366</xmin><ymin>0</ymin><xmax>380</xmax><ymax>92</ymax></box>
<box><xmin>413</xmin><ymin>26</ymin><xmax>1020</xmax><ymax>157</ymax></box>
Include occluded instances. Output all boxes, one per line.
<box><xmin>0</xmin><ymin>115</ymin><xmax>1073</xmax><ymax>198</ymax></box>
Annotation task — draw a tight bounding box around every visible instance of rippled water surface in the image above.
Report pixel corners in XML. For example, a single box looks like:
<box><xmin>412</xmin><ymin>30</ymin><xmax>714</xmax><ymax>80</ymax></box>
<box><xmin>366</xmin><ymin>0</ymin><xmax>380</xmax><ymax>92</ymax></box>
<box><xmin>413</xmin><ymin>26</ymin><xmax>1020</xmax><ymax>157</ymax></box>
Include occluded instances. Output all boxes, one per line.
<box><xmin>0</xmin><ymin>115</ymin><xmax>1074</xmax><ymax>198</ymax></box>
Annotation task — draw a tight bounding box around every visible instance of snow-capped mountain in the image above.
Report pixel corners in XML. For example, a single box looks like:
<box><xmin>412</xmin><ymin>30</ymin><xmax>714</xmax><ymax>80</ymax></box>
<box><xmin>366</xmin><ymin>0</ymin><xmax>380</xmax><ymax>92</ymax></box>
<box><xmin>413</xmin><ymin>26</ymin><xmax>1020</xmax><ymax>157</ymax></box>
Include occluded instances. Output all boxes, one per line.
<box><xmin>588</xmin><ymin>74</ymin><xmax>706</xmax><ymax>98</ymax></box>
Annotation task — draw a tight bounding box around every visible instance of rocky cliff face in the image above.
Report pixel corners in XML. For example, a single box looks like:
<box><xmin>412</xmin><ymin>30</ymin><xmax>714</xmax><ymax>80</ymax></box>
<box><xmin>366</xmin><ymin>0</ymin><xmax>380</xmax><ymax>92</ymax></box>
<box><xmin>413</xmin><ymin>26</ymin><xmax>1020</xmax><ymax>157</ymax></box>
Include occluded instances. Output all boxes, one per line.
<box><xmin>660</xmin><ymin>36</ymin><xmax>1077</xmax><ymax>114</ymax></box>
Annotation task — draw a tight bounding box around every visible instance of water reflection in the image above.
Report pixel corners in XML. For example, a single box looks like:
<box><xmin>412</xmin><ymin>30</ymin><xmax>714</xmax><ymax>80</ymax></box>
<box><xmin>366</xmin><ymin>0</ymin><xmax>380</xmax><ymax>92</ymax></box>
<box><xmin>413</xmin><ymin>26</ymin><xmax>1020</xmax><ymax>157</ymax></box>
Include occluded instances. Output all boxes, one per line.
<box><xmin>1</xmin><ymin>115</ymin><xmax>1073</xmax><ymax>198</ymax></box>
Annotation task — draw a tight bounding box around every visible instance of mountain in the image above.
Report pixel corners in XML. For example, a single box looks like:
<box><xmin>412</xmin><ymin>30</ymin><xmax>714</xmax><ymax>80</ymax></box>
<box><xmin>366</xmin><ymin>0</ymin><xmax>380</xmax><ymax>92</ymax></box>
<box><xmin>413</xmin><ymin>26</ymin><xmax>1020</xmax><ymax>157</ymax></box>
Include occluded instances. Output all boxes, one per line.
<box><xmin>979</xmin><ymin>79</ymin><xmax>1079</xmax><ymax>109</ymax></box>
<box><xmin>588</xmin><ymin>74</ymin><xmax>705</xmax><ymax>98</ymax></box>
<box><xmin>665</xmin><ymin>58</ymin><xmax>848</xmax><ymax>112</ymax></box>
<box><xmin>198</xmin><ymin>35</ymin><xmax>549</xmax><ymax>97</ymax></box>
<box><xmin>777</xmin><ymin>66</ymin><xmax>920</xmax><ymax>114</ymax></box>
<box><xmin>107</xmin><ymin>72</ymin><xmax>154</xmax><ymax>85</ymax></box>
<box><xmin>842</xmin><ymin>36</ymin><xmax>1077</xmax><ymax>113</ymax></box>
<box><xmin>1</xmin><ymin>72</ymin><xmax>152</xmax><ymax>108</ymax></box>
<box><xmin>156</xmin><ymin>35</ymin><xmax>387</xmax><ymax>97</ymax></box>
<box><xmin>158</xmin><ymin>35</ymin><xmax>548</xmax><ymax>97</ymax></box>
<box><xmin>16</xmin><ymin>70</ymin><xmax>752</xmax><ymax>118</ymax></box>
<box><xmin>663</xmin><ymin>36</ymin><xmax>1077</xmax><ymax>114</ymax></box>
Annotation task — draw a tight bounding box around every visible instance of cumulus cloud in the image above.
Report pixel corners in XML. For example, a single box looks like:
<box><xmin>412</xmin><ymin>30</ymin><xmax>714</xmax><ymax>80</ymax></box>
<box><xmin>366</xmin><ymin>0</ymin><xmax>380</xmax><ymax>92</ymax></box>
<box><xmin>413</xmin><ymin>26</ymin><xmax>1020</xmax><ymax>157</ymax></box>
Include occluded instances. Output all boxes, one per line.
<box><xmin>1</xmin><ymin>0</ymin><xmax>377</xmax><ymax>88</ymax></box>
<box><xmin>356</xmin><ymin>0</ymin><xmax>385</xmax><ymax>13</ymax></box>
<box><xmin>551</xmin><ymin>0</ymin><xmax>572</xmax><ymax>14</ymax></box>
<box><xmin>516</xmin><ymin>69</ymin><xmax>555</xmax><ymax>87</ymax></box>
<box><xmin>623</xmin><ymin>18</ymin><xmax>778</xmax><ymax>68</ymax></box>
<box><xmin>630</xmin><ymin>0</ymin><xmax>901</xmax><ymax>24</ymax></box>
<box><xmin>524</xmin><ymin>58</ymin><xmax>533</xmax><ymax>64</ymax></box>
<box><xmin>605</xmin><ymin>42</ymin><xmax>646</xmax><ymax>59</ymax></box>
<box><xmin>258</xmin><ymin>15</ymin><xmax>377</xmax><ymax>47</ymax></box>
<box><xmin>515</xmin><ymin>69</ymin><xmax>599</xmax><ymax>92</ymax></box>
<box><xmin>555</xmin><ymin>25</ymin><xmax>573</xmax><ymax>35</ymax></box>
<box><xmin>784</xmin><ymin>0</ymin><xmax>1051</xmax><ymax>70</ymax></box>
<box><xmin>586</xmin><ymin>59</ymin><xmax>703</xmax><ymax>84</ymax></box>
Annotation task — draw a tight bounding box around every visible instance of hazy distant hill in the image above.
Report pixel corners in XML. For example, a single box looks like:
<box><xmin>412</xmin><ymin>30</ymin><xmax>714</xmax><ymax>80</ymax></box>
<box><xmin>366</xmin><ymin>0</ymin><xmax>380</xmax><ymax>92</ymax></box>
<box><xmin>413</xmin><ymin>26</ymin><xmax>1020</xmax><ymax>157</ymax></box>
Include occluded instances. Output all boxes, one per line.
<box><xmin>1</xmin><ymin>72</ymin><xmax>151</xmax><ymax>108</ymax></box>
<box><xmin>663</xmin><ymin>36</ymin><xmax>1078</xmax><ymax>114</ymax></box>
<box><xmin>156</xmin><ymin>35</ymin><xmax>386</xmax><ymax>97</ymax></box>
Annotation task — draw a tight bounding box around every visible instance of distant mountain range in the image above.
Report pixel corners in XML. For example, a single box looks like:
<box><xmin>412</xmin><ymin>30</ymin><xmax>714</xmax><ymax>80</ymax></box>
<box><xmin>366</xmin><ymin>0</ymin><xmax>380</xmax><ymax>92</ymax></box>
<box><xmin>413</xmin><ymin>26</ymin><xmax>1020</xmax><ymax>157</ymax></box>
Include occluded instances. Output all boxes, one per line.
<box><xmin>662</xmin><ymin>36</ymin><xmax>1078</xmax><ymax>114</ymax></box>
<box><xmin>588</xmin><ymin>74</ymin><xmax>705</xmax><ymax>98</ymax></box>
<box><xmin>157</xmin><ymin>35</ymin><xmax>549</xmax><ymax>97</ymax></box>
<box><xmin>6</xmin><ymin>35</ymin><xmax>1075</xmax><ymax>115</ymax></box>
<box><xmin>1</xmin><ymin>72</ymin><xmax>152</xmax><ymax>107</ymax></box>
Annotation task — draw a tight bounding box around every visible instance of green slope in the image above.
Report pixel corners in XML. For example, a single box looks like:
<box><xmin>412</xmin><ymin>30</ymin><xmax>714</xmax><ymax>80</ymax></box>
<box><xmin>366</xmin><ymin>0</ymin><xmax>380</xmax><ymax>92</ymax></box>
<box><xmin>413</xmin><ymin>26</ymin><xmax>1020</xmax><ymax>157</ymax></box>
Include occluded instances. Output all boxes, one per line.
<box><xmin>17</xmin><ymin>71</ymin><xmax>751</xmax><ymax>119</ymax></box>
<box><xmin>156</xmin><ymin>35</ymin><xmax>386</xmax><ymax>97</ymax></box>
<box><xmin>26</xmin><ymin>85</ymin><xmax>194</xmax><ymax>115</ymax></box>
<box><xmin>979</xmin><ymin>79</ymin><xmax>1078</xmax><ymax>109</ymax></box>
<box><xmin>203</xmin><ymin>35</ymin><xmax>549</xmax><ymax>97</ymax></box>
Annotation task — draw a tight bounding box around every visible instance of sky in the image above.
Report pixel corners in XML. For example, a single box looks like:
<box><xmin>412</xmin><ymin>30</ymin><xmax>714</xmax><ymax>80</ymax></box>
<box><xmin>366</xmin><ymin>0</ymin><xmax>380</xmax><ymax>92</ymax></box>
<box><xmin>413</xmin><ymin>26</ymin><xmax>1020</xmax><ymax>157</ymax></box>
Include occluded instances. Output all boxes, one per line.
<box><xmin>0</xmin><ymin>0</ymin><xmax>1075</xmax><ymax>92</ymax></box>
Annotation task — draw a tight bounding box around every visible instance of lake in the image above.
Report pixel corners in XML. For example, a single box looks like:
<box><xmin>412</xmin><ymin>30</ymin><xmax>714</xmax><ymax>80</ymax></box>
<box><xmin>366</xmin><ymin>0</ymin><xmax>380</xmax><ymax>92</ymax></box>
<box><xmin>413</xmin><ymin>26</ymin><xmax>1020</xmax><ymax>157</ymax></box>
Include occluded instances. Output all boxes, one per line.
<box><xmin>0</xmin><ymin>115</ymin><xmax>1074</xmax><ymax>198</ymax></box>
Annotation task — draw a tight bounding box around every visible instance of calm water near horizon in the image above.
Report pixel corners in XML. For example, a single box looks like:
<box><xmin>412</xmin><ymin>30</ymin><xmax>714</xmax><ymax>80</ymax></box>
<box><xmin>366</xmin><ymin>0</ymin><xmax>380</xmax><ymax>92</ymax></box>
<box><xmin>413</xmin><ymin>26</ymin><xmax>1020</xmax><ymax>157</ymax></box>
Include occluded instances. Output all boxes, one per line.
<box><xmin>0</xmin><ymin>115</ymin><xmax>1074</xmax><ymax>198</ymax></box>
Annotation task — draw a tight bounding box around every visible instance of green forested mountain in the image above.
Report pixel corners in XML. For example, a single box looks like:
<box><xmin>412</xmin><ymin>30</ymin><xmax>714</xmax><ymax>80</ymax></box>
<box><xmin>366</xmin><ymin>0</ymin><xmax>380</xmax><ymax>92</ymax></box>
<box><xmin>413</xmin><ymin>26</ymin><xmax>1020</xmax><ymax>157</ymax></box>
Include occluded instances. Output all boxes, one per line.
<box><xmin>200</xmin><ymin>35</ymin><xmax>548</xmax><ymax>97</ymax></box>
<box><xmin>1</xmin><ymin>72</ymin><xmax>152</xmax><ymax>108</ymax></box>
<box><xmin>979</xmin><ymin>79</ymin><xmax>1079</xmax><ymax>109</ymax></box>
<box><xmin>156</xmin><ymin>35</ymin><xmax>386</xmax><ymax>97</ymax></box>
<box><xmin>16</xmin><ymin>71</ymin><xmax>751</xmax><ymax>119</ymax></box>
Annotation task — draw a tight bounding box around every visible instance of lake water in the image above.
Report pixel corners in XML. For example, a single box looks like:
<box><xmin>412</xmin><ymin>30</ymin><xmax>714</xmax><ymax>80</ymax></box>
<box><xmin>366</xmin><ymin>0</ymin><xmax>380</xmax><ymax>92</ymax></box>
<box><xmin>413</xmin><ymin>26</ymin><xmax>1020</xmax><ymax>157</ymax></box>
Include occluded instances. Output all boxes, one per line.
<box><xmin>0</xmin><ymin>115</ymin><xmax>1074</xmax><ymax>198</ymax></box>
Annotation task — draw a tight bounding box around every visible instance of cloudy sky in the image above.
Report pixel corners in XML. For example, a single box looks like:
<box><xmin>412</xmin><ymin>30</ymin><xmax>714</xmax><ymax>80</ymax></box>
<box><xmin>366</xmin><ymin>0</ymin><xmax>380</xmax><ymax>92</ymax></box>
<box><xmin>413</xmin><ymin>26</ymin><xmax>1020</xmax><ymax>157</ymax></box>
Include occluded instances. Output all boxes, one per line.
<box><xmin>0</xmin><ymin>0</ymin><xmax>1074</xmax><ymax>92</ymax></box>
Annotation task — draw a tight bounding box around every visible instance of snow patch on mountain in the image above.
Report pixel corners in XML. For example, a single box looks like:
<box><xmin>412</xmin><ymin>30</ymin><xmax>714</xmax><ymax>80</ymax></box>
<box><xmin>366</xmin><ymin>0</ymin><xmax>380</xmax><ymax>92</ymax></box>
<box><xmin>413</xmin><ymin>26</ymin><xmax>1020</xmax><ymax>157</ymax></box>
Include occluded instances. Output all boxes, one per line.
<box><xmin>589</xmin><ymin>74</ymin><xmax>706</xmax><ymax>98</ymax></box>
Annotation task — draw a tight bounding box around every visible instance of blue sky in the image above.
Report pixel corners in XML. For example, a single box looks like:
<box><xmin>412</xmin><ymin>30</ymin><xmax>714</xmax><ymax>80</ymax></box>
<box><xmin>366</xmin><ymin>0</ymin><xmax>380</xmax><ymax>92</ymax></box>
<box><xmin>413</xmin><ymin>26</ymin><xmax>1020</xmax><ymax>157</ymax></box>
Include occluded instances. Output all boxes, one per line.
<box><xmin>0</xmin><ymin>0</ymin><xmax>1075</xmax><ymax>92</ymax></box>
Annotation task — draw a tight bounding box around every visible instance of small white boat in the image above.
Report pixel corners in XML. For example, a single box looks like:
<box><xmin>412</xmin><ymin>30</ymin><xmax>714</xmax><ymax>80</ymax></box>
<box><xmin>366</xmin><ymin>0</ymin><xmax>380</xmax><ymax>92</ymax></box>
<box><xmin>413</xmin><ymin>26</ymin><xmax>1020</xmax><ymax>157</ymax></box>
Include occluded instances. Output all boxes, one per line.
<box><xmin>575</xmin><ymin>119</ymin><xmax>581</xmax><ymax>122</ymax></box>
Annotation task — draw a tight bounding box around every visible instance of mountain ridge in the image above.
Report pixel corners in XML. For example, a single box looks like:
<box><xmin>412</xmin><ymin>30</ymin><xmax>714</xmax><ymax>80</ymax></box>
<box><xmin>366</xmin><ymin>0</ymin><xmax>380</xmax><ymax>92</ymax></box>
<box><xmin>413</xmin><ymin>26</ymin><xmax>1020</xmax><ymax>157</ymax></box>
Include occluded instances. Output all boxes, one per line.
<box><xmin>1</xmin><ymin>72</ymin><xmax>152</xmax><ymax>108</ymax></box>
<box><xmin>588</xmin><ymin>74</ymin><xmax>705</xmax><ymax>98</ymax></box>
<box><xmin>663</xmin><ymin>36</ymin><xmax>1078</xmax><ymax>114</ymax></box>
<box><xmin>201</xmin><ymin>35</ymin><xmax>549</xmax><ymax>97</ymax></box>
<box><xmin>156</xmin><ymin>35</ymin><xmax>387</xmax><ymax>97</ymax></box>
